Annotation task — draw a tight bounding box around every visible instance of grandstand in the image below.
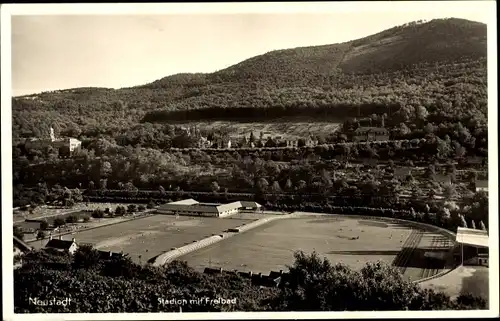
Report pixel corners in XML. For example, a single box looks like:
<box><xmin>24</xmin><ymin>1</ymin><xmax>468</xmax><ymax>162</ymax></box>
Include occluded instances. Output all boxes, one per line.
<box><xmin>157</xmin><ymin>199</ymin><xmax>262</xmax><ymax>217</ymax></box>
<box><xmin>454</xmin><ymin>227</ymin><xmax>489</xmax><ymax>266</ymax></box>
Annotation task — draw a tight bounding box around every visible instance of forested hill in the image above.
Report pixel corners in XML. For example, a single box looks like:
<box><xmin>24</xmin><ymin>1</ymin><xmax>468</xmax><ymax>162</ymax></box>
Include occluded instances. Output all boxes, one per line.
<box><xmin>12</xmin><ymin>18</ymin><xmax>487</xmax><ymax>139</ymax></box>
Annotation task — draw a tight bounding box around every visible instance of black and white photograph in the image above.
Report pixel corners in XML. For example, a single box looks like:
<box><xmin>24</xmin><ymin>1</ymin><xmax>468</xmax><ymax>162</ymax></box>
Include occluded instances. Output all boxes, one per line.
<box><xmin>1</xmin><ymin>2</ymin><xmax>498</xmax><ymax>319</ymax></box>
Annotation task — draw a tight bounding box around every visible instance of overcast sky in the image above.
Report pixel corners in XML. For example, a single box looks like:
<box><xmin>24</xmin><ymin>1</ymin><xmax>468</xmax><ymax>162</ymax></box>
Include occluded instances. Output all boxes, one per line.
<box><xmin>8</xmin><ymin>2</ymin><xmax>495</xmax><ymax>96</ymax></box>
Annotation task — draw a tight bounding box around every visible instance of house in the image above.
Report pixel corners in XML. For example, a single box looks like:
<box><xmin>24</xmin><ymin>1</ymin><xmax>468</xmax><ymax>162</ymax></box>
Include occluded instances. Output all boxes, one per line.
<box><xmin>45</xmin><ymin>236</ymin><xmax>78</xmax><ymax>254</ymax></box>
<box><xmin>251</xmin><ymin>272</ymin><xmax>282</xmax><ymax>287</ymax></box>
<box><xmin>239</xmin><ymin>201</ymin><xmax>263</xmax><ymax>211</ymax></box>
<box><xmin>196</xmin><ymin>136</ymin><xmax>212</xmax><ymax>149</ymax></box>
<box><xmin>305</xmin><ymin>135</ymin><xmax>318</xmax><ymax>147</ymax></box>
<box><xmin>97</xmin><ymin>250</ymin><xmax>124</xmax><ymax>261</ymax></box>
<box><xmin>475</xmin><ymin>180</ymin><xmax>488</xmax><ymax>193</ymax></box>
<box><xmin>14</xmin><ymin>235</ymin><xmax>33</xmax><ymax>269</ymax></box>
<box><xmin>24</xmin><ymin>127</ymin><xmax>82</xmax><ymax>156</ymax></box>
<box><xmin>286</xmin><ymin>139</ymin><xmax>298</xmax><ymax>148</ymax></box>
<box><xmin>204</xmin><ymin>267</ymin><xmax>223</xmax><ymax>275</ymax></box>
<box><xmin>352</xmin><ymin>127</ymin><xmax>389</xmax><ymax>142</ymax></box>
<box><xmin>212</xmin><ymin>136</ymin><xmax>232</xmax><ymax>149</ymax></box>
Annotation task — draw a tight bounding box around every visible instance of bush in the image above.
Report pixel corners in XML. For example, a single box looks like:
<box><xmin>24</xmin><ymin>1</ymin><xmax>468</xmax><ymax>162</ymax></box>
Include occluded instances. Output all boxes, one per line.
<box><xmin>115</xmin><ymin>206</ymin><xmax>126</xmax><ymax>216</ymax></box>
<box><xmin>146</xmin><ymin>200</ymin><xmax>155</xmax><ymax>209</ymax></box>
<box><xmin>91</xmin><ymin>209</ymin><xmax>104</xmax><ymax>219</ymax></box>
<box><xmin>138</xmin><ymin>205</ymin><xmax>146</xmax><ymax>212</ymax></box>
<box><xmin>65</xmin><ymin>215</ymin><xmax>78</xmax><ymax>224</ymax></box>
<box><xmin>82</xmin><ymin>215</ymin><xmax>91</xmax><ymax>222</ymax></box>
<box><xmin>127</xmin><ymin>204</ymin><xmax>137</xmax><ymax>213</ymax></box>
<box><xmin>53</xmin><ymin>217</ymin><xmax>66</xmax><ymax>228</ymax></box>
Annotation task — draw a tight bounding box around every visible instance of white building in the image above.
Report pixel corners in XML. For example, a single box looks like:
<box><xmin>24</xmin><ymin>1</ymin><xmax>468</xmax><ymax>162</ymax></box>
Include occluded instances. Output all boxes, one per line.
<box><xmin>45</xmin><ymin>236</ymin><xmax>79</xmax><ymax>255</ymax></box>
<box><xmin>157</xmin><ymin>199</ymin><xmax>262</xmax><ymax>217</ymax></box>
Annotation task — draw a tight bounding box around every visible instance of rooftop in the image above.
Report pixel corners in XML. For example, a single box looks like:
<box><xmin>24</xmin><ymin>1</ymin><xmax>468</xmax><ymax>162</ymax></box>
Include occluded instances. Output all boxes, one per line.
<box><xmin>354</xmin><ymin>127</ymin><xmax>389</xmax><ymax>133</ymax></box>
<box><xmin>456</xmin><ymin>227</ymin><xmax>488</xmax><ymax>248</ymax></box>
<box><xmin>158</xmin><ymin>199</ymin><xmax>261</xmax><ymax>214</ymax></box>
<box><xmin>45</xmin><ymin>239</ymin><xmax>76</xmax><ymax>250</ymax></box>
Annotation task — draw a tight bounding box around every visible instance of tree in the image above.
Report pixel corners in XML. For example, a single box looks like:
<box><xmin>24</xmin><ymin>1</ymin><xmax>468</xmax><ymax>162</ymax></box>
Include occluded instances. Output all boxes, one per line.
<box><xmin>295</xmin><ymin>180</ymin><xmax>307</xmax><ymax>192</ymax></box>
<box><xmin>53</xmin><ymin>217</ymin><xmax>66</xmax><ymax>228</ymax></box>
<box><xmin>415</xmin><ymin>106</ymin><xmax>429</xmax><ymax>120</ymax></box>
<box><xmin>99</xmin><ymin>179</ymin><xmax>108</xmax><ymax>191</ymax></box>
<box><xmin>36</xmin><ymin>230</ymin><xmax>46</xmax><ymax>242</ymax></box>
<box><xmin>40</xmin><ymin>220</ymin><xmax>49</xmax><ymax>230</ymax></box>
<box><xmin>270</xmin><ymin>181</ymin><xmax>282</xmax><ymax>195</ymax></box>
<box><xmin>73</xmin><ymin>188</ymin><xmax>83</xmax><ymax>202</ymax></box>
<box><xmin>65</xmin><ymin>215</ymin><xmax>78</xmax><ymax>224</ymax></box>
<box><xmin>443</xmin><ymin>184</ymin><xmax>457</xmax><ymax>201</ymax></box>
<box><xmin>91</xmin><ymin>209</ymin><xmax>105</xmax><ymax>219</ymax></box>
<box><xmin>125</xmin><ymin>182</ymin><xmax>138</xmax><ymax>197</ymax></box>
<box><xmin>256</xmin><ymin>177</ymin><xmax>269</xmax><ymax>194</ymax></box>
<box><xmin>73</xmin><ymin>244</ymin><xmax>101</xmax><ymax>269</ymax></box>
<box><xmin>460</xmin><ymin>215</ymin><xmax>468</xmax><ymax>228</ymax></box>
<box><xmin>210</xmin><ymin>181</ymin><xmax>220</xmax><ymax>194</ymax></box>
<box><xmin>13</xmin><ymin>226</ymin><xmax>24</xmax><ymax>240</ymax></box>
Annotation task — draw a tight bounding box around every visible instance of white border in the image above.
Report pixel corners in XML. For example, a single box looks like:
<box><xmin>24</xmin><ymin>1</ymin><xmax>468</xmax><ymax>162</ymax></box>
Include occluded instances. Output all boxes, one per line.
<box><xmin>1</xmin><ymin>2</ymin><xmax>498</xmax><ymax>320</ymax></box>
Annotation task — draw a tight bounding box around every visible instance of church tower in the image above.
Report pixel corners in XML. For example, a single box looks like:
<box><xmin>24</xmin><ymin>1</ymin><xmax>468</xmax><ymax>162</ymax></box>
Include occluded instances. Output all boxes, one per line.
<box><xmin>50</xmin><ymin>127</ymin><xmax>56</xmax><ymax>142</ymax></box>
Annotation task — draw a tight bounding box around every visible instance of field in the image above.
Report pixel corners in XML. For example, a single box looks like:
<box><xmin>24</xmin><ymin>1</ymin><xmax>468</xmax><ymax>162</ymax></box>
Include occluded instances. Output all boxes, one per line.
<box><xmin>182</xmin><ymin>121</ymin><xmax>341</xmax><ymax>140</ymax></box>
<box><xmin>180</xmin><ymin>215</ymin><xmax>455</xmax><ymax>281</ymax></box>
<box><xmin>30</xmin><ymin>214</ymin><xmax>254</xmax><ymax>263</ymax></box>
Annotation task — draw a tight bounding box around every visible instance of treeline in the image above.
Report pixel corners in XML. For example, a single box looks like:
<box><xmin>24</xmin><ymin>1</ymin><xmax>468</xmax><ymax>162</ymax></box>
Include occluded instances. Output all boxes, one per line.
<box><xmin>14</xmin><ymin>248</ymin><xmax>486</xmax><ymax>313</ymax></box>
<box><xmin>142</xmin><ymin>104</ymin><xmax>395</xmax><ymax>123</ymax></box>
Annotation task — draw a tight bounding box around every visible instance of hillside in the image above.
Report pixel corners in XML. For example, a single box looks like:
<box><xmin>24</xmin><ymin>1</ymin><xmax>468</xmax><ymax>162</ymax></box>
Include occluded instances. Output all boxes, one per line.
<box><xmin>12</xmin><ymin>18</ymin><xmax>487</xmax><ymax>139</ymax></box>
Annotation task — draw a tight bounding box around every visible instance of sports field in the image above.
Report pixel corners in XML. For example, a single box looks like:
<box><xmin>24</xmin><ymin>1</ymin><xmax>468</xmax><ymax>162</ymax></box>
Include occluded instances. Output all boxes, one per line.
<box><xmin>180</xmin><ymin>215</ymin><xmax>455</xmax><ymax>281</ymax></box>
<box><xmin>31</xmin><ymin>214</ymin><xmax>253</xmax><ymax>263</ymax></box>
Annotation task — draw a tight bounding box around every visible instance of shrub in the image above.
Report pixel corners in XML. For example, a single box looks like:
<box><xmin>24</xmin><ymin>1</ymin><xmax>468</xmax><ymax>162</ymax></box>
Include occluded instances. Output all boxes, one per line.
<box><xmin>91</xmin><ymin>210</ymin><xmax>104</xmax><ymax>219</ymax></box>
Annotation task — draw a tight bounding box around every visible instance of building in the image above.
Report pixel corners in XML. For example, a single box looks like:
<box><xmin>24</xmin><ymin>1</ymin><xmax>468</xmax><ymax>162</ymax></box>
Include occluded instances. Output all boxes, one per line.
<box><xmin>45</xmin><ymin>236</ymin><xmax>78</xmax><ymax>254</ymax></box>
<box><xmin>15</xmin><ymin>220</ymin><xmax>43</xmax><ymax>234</ymax></box>
<box><xmin>454</xmin><ymin>227</ymin><xmax>488</xmax><ymax>266</ymax></box>
<box><xmin>475</xmin><ymin>180</ymin><xmax>488</xmax><ymax>193</ymax></box>
<box><xmin>157</xmin><ymin>199</ymin><xmax>262</xmax><ymax>217</ymax></box>
<box><xmin>97</xmin><ymin>250</ymin><xmax>124</xmax><ymax>261</ymax></box>
<box><xmin>203</xmin><ymin>268</ymin><xmax>285</xmax><ymax>288</ymax></box>
<box><xmin>24</xmin><ymin>127</ymin><xmax>82</xmax><ymax>156</ymax></box>
<box><xmin>305</xmin><ymin>135</ymin><xmax>319</xmax><ymax>147</ymax></box>
<box><xmin>286</xmin><ymin>140</ymin><xmax>298</xmax><ymax>148</ymax></box>
<box><xmin>14</xmin><ymin>235</ymin><xmax>33</xmax><ymax>269</ymax></box>
<box><xmin>352</xmin><ymin>127</ymin><xmax>390</xmax><ymax>142</ymax></box>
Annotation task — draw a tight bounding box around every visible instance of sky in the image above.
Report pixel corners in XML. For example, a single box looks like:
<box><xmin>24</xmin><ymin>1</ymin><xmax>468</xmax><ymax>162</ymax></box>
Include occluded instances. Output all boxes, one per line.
<box><xmin>7</xmin><ymin>2</ymin><xmax>496</xmax><ymax>96</ymax></box>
